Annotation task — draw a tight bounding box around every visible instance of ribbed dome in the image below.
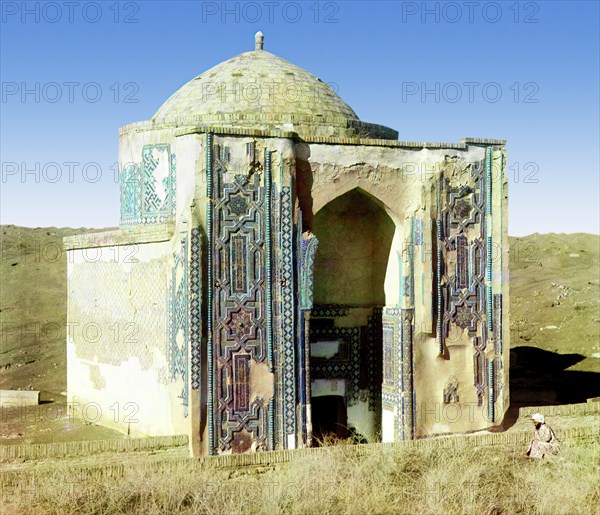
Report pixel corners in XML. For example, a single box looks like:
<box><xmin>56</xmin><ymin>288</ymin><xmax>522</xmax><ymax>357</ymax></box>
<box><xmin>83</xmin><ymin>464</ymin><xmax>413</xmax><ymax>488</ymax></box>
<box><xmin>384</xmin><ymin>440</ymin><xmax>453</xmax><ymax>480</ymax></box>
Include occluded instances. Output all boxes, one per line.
<box><xmin>153</xmin><ymin>49</ymin><xmax>358</xmax><ymax>124</ymax></box>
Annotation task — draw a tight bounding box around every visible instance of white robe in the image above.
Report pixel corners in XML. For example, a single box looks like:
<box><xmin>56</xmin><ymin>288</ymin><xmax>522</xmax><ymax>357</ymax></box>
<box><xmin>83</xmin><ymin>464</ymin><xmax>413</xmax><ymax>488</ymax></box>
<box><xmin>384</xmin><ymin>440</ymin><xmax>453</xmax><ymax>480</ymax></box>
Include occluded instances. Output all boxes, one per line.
<box><xmin>527</xmin><ymin>423</ymin><xmax>558</xmax><ymax>458</ymax></box>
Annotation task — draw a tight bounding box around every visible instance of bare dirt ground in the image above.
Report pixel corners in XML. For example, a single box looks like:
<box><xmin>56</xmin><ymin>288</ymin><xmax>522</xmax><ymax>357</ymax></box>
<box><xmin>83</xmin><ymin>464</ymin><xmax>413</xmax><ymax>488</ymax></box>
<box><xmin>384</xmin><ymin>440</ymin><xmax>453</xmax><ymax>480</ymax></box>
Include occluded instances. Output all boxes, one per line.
<box><xmin>1</xmin><ymin>393</ymin><xmax>125</xmax><ymax>446</ymax></box>
<box><xmin>1</xmin><ymin>226</ymin><xmax>599</xmax><ymax>445</ymax></box>
<box><xmin>508</xmin><ymin>233</ymin><xmax>600</xmax><ymax>414</ymax></box>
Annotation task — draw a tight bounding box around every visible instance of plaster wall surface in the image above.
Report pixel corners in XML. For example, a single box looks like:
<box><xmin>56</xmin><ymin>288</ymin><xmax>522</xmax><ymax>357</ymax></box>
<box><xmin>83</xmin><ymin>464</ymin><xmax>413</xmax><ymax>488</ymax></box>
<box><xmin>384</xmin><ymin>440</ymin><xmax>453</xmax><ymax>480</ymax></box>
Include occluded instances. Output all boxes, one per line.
<box><xmin>66</xmin><ymin>238</ymin><xmax>190</xmax><ymax>437</ymax></box>
<box><xmin>382</xmin><ymin>407</ymin><xmax>395</xmax><ymax>442</ymax></box>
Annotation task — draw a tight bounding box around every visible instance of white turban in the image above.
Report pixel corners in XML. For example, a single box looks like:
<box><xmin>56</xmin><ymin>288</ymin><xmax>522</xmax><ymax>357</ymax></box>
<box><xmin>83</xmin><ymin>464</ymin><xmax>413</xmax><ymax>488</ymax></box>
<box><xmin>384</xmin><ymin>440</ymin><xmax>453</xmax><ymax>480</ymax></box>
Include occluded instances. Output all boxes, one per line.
<box><xmin>531</xmin><ymin>413</ymin><xmax>545</xmax><ymax>424</ymax></box>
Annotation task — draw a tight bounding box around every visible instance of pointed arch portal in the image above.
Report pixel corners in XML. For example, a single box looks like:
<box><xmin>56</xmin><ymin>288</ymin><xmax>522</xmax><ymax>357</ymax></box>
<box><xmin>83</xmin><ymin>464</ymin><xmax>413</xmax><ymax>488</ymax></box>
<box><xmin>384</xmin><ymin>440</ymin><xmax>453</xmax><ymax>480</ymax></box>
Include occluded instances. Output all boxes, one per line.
<box><xmin>309</xmin><ymin>188</ymin><xmax>395</xmax><ymax>442</ymax></box>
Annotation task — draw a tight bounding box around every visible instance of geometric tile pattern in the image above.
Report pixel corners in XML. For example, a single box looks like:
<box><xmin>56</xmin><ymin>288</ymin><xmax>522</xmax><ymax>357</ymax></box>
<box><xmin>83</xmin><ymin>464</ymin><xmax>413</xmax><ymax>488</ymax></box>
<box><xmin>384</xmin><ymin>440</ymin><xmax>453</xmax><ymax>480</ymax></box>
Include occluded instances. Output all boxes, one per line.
<box><xmin>309</xmin><ymin>306</ymin><xmax>383</xmax><ymax>413</ymax></box>
<box><xmin>311</xmin><ymin>305</ymin><xmax>350</xmax><ymax>318</ymax></box>
<box><xmin>366</xmin><ymin>308</ymin><xmax>383</xmax><ymax>412</ymax></box>
<box><xmin>473</xmin><ymin>334</ymin><xmax>487</xmax><ymax>407</ymax></box>
<box><xmin>119</xmin><ymin>162</ymin><xmax>140</xmax><ymax>225</ymax></box>
<box><xmin>309</xmin><ymin>326</ymin><xmax>361</xmax><ymax>406</ymax></box>
<box><xmin>403</xmin><ymin>275</ymin><xmax>412</xmax><ymax>298</ymax></box>
<box><xmin>206</xmin><ymin>135</ymin><xmax>216</xmax><ymax>453</ymax></box>
<box><xmin>270</xmin><ymin>179</ymin><xmax>283</xmax><ymax>451</ymax></box>
<box><xmin>264</xmin><ymin>149</ymin><xmax>276</xmax><ymax>452</ymax></box>
<box><xmin>382</xmin><ymin>306</ymin><xmax>415</xmax><ymax>440</ymax></box>
<box><xmin>211</xmin><ymin>143</ymin><xmax>268</xmax><ymax>453</ymax></box>
<box><xmin>492</xmin><ymin>293</ymin><xmax>503</xmax><ymax>403</ymax></box>
<box><xmin>120</xmin><ymin>144</ymin><xmax>176</xmax><ymax>226</ymax></box>
<box><xmin>265</xmin><ymin>150</ymin><xmax>274</xmax><ymax>373</ymax></box>
<box><xmin>299</xmin><ymin>232</ymin><xmax>318</xmax><ymax>310</ymax></box>
<box><xmin>437</xmin><ymin>153</ymin><xmax>500</xmax><ymax>411</ymax></box>
<box><xmin>382</xmin><ymin>307</ymin><xmax>401</xmax><ymax>438</ymax></box>
<box><xmin>167</xmin><ymin>233</ymin><xmax>189</xmax><ymax>417</ymax></box>
<box><xmin>280</xmin><ymin>186</ymin><xmax>296</xmax><ymax>438</ymax></box>
<box><xmin>190</xmin><ymin>228</ymin><xmax>202</xmax><ymax>390</ymax></box>
<box><xmin>413</xmin><ymin>218</ymin><xmax>424</xmax><ymax>245</ymax></box>
<box><xmin>382</xmin><ymin>324</ymin><xmax>395</xmax><ymax>388</ymax></box>
<box><xmin>439</xmin><ymin>160</ymin><xmax>486</xmax><ymax>345</ymax></box>
<box><xmin>400</xmin><ymin>308</ymin><xmax>414</xmax><ymax>440</ymax></box>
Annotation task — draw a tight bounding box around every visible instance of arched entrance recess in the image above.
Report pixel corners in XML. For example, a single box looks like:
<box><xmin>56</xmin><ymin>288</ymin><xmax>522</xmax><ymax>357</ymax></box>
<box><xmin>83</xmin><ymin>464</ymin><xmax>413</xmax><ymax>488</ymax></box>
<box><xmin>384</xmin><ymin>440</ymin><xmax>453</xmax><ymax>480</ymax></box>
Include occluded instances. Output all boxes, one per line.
<box><xmin>309</xmin><ymin>188</ymin><xmax>395</xmax><ymax>442</ymax></box>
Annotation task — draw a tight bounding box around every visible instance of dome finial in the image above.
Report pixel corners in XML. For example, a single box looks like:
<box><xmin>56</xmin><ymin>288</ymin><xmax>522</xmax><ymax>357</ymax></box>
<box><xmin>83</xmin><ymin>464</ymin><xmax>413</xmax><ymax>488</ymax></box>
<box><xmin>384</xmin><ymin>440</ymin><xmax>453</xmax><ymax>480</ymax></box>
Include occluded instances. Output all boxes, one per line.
<box><xmin>255</xmin><ymin>31</ymin><xmax>264</xmax><ymax>50</ymax></box>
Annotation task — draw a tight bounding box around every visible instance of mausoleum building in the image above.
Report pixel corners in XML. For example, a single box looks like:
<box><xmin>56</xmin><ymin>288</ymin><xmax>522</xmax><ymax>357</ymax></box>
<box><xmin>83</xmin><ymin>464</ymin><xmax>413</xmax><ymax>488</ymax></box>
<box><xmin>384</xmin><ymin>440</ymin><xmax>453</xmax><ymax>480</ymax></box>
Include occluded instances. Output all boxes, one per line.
<box><xmin>65</xmin><ymin>33</ymin><xmax>510</xmax><ymax>455</ymax></box>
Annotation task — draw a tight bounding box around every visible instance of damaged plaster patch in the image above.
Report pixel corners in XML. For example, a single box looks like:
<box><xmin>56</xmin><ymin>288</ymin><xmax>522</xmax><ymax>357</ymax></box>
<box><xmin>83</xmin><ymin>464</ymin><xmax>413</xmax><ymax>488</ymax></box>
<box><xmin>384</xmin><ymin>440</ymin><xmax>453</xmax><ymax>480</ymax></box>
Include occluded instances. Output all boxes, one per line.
<box><xmin>249</xmin><ymin>360</ymin><xmax>274</xmax><ymax>402</ymax></box>
<box><xmin>88</xmin><ymin>364</ymin><xmax>106</xmax><ymax>390</ymax></box>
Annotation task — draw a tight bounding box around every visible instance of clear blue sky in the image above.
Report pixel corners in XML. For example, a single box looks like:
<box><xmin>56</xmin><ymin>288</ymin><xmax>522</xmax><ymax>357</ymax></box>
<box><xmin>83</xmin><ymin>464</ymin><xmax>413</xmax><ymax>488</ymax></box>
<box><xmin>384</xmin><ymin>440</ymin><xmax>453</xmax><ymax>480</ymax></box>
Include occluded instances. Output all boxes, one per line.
<box><xmin>1</xmin><ymin>0</ymin><xmax>598</xmax><ymax>235</ymax></box>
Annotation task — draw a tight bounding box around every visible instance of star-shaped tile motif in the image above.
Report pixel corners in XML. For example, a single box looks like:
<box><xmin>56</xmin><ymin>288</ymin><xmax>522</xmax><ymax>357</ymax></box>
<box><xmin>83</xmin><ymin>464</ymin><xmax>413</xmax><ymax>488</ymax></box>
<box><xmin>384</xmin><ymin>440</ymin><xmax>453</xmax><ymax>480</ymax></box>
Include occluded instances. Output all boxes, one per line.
<box><xmin>229</xmin><ymin>193</ymin><xmax>248</xmax><ymax>217</ymax></box>
<box><xmin>227</xmin><ymin>309</ymin><xmax>254</xmax><ymax>341</ymax></box>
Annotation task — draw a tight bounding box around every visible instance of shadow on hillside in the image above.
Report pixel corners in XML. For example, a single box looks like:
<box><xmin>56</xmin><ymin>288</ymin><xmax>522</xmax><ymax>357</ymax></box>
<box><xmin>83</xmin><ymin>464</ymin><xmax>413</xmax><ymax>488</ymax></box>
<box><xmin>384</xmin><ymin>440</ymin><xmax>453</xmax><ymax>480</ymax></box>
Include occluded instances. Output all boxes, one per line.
<box><xmin>503</xmin><ymin>346</ymin><xmax>600</xmax><ymax>428</ymax></box>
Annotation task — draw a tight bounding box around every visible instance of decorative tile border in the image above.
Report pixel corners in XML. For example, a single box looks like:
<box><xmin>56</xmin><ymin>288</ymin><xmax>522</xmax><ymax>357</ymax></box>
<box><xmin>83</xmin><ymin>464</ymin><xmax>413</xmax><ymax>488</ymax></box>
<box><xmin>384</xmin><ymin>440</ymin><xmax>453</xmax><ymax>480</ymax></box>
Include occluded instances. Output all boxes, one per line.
<box><xmin>190</xmin><ymin>229</ymin><xmax>202</xmax><ymax>390</ymax></box>
<box><xmin>167</xmin><ymin>233</ymin><xmax>189</xmax><ymax>417</ymax></box>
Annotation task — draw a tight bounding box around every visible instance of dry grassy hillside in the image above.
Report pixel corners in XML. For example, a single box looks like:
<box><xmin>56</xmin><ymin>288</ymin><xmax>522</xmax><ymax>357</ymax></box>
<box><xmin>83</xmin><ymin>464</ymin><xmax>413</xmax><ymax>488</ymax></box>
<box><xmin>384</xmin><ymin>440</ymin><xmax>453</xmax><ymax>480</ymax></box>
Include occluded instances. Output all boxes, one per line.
<box><xmin>0</xmin><ymin>226</ymin><xmax>108</xmax><ymax>394</ymax></box>
<box><xmin>1</xmin><ymin>226</ymin><xmax>599</xmax><ymax>409</ymax></box>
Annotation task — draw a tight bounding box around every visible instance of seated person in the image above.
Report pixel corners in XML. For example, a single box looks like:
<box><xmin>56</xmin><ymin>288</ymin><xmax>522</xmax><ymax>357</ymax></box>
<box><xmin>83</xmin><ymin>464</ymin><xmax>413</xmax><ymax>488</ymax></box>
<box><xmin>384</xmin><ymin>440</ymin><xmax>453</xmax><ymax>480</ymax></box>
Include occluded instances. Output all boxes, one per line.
<box><xmin>526</xmin><ymin>413</ymin><xmax>559</xmax><ymax>458</ymax></box>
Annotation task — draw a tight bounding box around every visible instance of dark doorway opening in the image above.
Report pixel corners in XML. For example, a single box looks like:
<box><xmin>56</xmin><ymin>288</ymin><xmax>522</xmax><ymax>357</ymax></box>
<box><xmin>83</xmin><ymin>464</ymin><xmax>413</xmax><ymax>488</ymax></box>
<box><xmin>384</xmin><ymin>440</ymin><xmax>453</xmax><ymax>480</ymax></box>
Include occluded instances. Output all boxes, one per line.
<box><xmin>311</xmin><ymin>395</ymin><xmax>348</xmax><ymax>444</ymax></box>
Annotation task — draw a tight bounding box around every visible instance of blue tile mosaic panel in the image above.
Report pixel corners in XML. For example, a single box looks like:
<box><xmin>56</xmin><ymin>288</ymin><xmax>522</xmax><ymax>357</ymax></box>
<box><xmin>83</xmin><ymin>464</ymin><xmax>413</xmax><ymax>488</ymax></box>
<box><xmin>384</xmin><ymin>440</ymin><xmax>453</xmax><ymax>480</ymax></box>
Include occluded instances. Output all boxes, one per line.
<box><xmin>120</xmin><ymin>144</ymin><xmax>176</xmax><ymax>226</ymax></box>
